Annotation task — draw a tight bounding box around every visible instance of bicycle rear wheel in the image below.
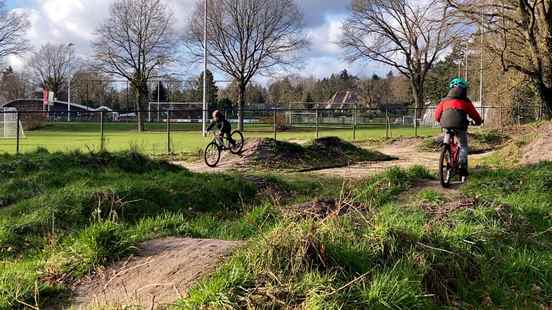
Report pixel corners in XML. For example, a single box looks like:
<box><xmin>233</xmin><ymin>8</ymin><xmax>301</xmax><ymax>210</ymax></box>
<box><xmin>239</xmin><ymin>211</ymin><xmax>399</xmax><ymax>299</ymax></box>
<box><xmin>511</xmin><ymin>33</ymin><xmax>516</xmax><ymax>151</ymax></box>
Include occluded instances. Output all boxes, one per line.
<box><xmin>439</xmin><ymin>145</ymin><xmax>452</xmax><ymax>188</ymax></box>
<box><xmin>229</xmin><ymin>130</ymin><xmax>244</xmax><ymax>154</ymax></box>
<box><xmin>204</xmin><ymin>142</ymin><xmax>221</xmax><ymax>167</ymax></box>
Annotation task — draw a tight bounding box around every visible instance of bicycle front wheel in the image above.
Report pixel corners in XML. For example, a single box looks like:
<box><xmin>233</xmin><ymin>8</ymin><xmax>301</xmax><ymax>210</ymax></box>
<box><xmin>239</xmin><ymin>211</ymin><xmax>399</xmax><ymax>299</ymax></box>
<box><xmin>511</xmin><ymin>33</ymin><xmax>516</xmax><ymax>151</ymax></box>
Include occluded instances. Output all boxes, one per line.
<box><xmin>204</xmin><ymin>142</ymin><xmax>221</xmax><ymax>167</ymax></box>
<box><xmin>439</xmin><ymin>145</ymin><xmax>452</xmax><ymax>188</ymax></box>
<box><xmin>229</xmin><ymin>130</ymin><xmax>244</xmax><ymax>154</ymax></box>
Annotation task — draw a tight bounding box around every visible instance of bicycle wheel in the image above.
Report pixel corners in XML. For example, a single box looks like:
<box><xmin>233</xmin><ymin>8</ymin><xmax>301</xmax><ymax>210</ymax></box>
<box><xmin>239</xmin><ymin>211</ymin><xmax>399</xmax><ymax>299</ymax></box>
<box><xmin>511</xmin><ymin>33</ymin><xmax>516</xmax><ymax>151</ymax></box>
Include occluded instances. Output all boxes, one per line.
<box><xmin>439</xmin><ymin>145</ymin><xmax>452</xmax><ymax>188</ymax></box>
<box><xmin>229</xmin><ymin>130</ymin><xmax>244</xmax><ymax>154</ymax></box>
<box><xmin>204</xmin><ymin>142</ymin><xmax>221</xmax><ymax>167</ymax></box>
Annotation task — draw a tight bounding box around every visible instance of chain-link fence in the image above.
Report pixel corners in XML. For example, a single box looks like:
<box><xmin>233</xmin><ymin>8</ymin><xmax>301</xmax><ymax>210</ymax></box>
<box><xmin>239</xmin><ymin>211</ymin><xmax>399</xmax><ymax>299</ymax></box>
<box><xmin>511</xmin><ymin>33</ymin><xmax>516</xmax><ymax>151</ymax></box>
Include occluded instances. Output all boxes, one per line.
<box><xmin>0</xmin><ymin>105</ymin><xmax>521</xmax><ymax>155</ymax></box>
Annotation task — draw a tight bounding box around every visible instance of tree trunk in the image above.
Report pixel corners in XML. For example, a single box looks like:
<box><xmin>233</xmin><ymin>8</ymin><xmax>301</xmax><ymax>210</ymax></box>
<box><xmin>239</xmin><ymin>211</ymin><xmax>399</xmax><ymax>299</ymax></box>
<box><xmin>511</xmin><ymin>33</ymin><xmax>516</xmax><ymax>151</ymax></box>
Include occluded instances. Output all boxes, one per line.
<box><xmin>410</xmin><ymin>78</ymin><xmax>425</xmax><ymax>119</ymax></box>
<box><xmin>136</xmin><ymin>83</ymin><xmax>149</xmax><ymax>132</ymax></box>
<box><xmin>535</xmin><ymin>80</ymin><xmax>552</xmax><ymax>118</ymax></box>
<box><xmin>238</xmin><ymin>82</ymin><xmax>246</xmax><ymax>131</ymax></box>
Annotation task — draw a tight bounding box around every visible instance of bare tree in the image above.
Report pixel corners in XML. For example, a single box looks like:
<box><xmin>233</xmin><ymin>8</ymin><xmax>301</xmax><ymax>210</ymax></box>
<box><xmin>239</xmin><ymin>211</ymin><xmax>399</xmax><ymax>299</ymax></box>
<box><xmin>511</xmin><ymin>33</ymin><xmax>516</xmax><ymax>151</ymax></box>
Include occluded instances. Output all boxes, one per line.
<box><xmin>29</xmin><ymin>43</ymin><xmax>76</xmax><ymax>99</ymax></box>
<box><xmin>448</xmin><ymin>0</ymin><xmax>552</xmax><ymax>116</ymax></box>
<box><xmin>0</xmin><ymin>0</ymin><xmax>29</xmax><ymax>59</ymax></box>
<box><xmin>0</xmin><ymin>66</ymin><xmax>28</xmax><ymax>100</ymax></box>
<box><xmin>71</xmin><ymin>70</ymin><xmax>111</xmax><ymax>106</ymax></box>
<box><xmin>93</xmin><ymin>0</ymin><xmax>176</xmax><ymax>131</ymax></box>
<box><xmin>341</xmin><ymin>0</ymin><xmax>462</xmax><ymax>116</ymax></box>
<box><xmin>185</xmin><ymin>0</ymin><xmax>308</xmax><ymax>130</ymax></box>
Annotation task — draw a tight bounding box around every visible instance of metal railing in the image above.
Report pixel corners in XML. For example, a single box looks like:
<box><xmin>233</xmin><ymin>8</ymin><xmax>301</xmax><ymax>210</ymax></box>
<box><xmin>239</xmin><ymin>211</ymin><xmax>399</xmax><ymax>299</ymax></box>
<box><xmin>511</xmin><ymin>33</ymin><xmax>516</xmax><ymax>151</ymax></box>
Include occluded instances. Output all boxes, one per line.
<box><xmin>0</xmin><ymin>105</ymin><xmax>528</xmax><ymax>155</ymax></box>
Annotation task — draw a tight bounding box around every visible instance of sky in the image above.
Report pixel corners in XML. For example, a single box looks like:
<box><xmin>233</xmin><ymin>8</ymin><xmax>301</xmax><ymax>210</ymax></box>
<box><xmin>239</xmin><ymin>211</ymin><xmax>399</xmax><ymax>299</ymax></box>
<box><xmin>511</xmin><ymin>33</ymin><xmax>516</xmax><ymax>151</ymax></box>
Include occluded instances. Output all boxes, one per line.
<box><xmin>4</xmin><ymin>0</ymin><xmax>391</xmax><ymax>84</ymax></box>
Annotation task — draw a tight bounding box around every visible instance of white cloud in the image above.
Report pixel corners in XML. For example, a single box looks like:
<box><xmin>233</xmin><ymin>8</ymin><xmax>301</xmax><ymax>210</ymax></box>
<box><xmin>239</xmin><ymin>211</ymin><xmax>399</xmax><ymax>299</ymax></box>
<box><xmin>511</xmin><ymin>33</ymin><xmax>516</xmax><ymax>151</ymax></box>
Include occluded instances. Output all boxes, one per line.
<box><xmin>8</xmin><ymin>0</ymin><xmax>194</xmax><ymax>67</ymax></box>
<box><xmin>306</xmin><ymin>15</ymin><xmax>345</xmax><ymax>55</ymax></box>
<box><xmin>6</xmin><ymin>0</ymin><xmax>390</xmax><ymax>82</ymax></box>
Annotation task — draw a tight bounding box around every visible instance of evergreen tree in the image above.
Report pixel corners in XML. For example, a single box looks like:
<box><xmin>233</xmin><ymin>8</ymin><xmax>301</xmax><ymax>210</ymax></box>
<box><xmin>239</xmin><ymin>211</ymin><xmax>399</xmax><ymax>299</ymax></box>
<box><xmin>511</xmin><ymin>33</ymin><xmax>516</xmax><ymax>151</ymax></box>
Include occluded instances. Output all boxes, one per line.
<box><xmin>199</xmin><ymin>70</ymin><xmax>218</xmax><ymax>105</ymax></box>
<box><xmin>151</xmin><ymin>81</ymin><xmax>169</xmax><ymax>102</ymax></box>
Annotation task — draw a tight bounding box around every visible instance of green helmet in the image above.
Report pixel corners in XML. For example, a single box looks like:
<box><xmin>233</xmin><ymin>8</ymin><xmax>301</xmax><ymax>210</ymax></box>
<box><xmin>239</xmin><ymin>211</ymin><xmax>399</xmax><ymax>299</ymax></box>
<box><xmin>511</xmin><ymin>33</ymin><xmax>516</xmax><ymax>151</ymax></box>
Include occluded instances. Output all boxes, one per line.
<box><xmin>449</xmin><ymin>77</ymin><xmax>468</xmax><ymax>89</ymax></box>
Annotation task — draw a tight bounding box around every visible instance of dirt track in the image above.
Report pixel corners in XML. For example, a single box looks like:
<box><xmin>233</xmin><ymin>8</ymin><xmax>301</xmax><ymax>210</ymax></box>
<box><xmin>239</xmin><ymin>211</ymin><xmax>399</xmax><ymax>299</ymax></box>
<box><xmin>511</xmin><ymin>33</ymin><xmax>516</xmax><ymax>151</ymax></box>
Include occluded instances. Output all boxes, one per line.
<box><xmin>72</xmin><ymin>237</ymin><xmax>242</xmax><ymax>309</ymax></box>
<box><xmin>310</xmin><ymin>139</ymin><xmax>438</xmax><ymax>179</ymax></box>
<box><xmin>177</xmin><ymin>138</ymin><xmax>436</xmax><ymax>175</ymax></box>
<box><xmin>178</xmin><ymin>138</ymin><xmax>495</xmax><ymax>179</ymax></box>
<box><xmin>175</xmin><ymin>138</ymin><xmax>263</xmax><ymax>173</ymax></box>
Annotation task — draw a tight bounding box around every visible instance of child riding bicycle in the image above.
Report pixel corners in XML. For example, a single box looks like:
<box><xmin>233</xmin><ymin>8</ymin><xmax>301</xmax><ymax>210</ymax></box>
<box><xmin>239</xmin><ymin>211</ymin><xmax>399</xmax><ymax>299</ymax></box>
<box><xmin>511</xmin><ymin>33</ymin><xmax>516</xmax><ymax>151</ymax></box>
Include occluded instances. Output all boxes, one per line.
<box><xmin>434</xmin><ymin>78</ymin><xmax>483</xmax><ymax>177</ymax></box>
<box><xmin>207</xmin><ymin>110</ymin><xmax>235</xmax><ymax>147</ymax></box>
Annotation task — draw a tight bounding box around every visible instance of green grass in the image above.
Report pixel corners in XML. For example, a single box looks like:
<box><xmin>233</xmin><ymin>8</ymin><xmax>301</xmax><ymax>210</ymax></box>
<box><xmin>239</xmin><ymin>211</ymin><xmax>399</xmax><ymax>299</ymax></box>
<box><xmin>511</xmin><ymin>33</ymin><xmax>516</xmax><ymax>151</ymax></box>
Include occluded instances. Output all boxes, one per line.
<box><xmin>2</xmin><ymin>145</ymin><xmax>549</xmax><ymax>309</ymax></box>
<box><xmin>180</xmin><ymin>163</ymin><xmax>551</xmax><ymax>309</ymax></box>
<box><xmin>0</xmin><ymin>122</ymin><xmax>440</xmax><ymax>155</ymax></box>
<box><xmin>0</xmin><ymin>150</ymin><xmax>340</xmax><ymax>309</ymax></box>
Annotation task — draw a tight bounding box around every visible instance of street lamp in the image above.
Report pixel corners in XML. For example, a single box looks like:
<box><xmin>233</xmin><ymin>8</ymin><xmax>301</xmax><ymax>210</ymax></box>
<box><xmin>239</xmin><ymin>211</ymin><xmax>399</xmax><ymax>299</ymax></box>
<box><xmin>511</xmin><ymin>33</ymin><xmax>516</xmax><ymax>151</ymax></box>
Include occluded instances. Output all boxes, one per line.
<box><xmin>67</xmin><ymin>42</ymin><xmax>75</xmax><ymax>122</ymax></box>
<box><xmin>202</xmin><ymin>0</ymin><xmax>208</xmax><ymax>137</ymax></box>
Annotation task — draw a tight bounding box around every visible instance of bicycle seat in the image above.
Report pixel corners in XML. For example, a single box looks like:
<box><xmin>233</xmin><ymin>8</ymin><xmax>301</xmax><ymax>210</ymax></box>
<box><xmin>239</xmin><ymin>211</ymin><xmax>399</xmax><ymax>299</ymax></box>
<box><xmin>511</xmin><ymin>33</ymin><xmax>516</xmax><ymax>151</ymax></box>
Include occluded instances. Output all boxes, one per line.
<box><xmin>445</xmin><ymin>128</ymin><xmax>458</xmax><ymax>135</ymax></box>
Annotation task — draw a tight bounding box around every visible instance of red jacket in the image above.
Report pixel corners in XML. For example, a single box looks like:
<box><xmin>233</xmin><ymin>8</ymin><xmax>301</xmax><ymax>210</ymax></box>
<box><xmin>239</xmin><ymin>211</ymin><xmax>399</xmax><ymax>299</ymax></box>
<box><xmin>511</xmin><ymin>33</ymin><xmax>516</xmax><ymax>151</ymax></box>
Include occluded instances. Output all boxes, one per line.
<box><xmin>435</xmin><ymin>98</ymin><xmax>482</xmax><ymax>125</ymax></box>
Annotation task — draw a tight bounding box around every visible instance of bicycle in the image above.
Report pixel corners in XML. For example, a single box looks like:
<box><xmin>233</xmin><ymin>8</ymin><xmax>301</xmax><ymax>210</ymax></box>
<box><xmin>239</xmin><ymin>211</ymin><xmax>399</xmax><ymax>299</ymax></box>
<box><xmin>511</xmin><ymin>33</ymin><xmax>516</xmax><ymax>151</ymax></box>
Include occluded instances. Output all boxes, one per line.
<box><xmin>204</xmin><ymin>130</ymin><xmax>244</xmax><ymax>167</ymax></box>
<box><xmin>439</xmin><ymin>121</ymin><xmax>476</xmax><ymax>188</ymax></box>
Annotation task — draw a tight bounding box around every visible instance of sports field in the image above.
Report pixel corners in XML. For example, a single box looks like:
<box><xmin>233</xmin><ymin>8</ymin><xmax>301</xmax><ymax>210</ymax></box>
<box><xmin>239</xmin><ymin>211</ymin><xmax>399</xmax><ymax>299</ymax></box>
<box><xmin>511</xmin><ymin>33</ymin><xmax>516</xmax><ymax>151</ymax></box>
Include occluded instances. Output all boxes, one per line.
<box><xmin>0</xmin><ymin>122</ymin><xmax>441</xmax><ymax>155</ymax></box>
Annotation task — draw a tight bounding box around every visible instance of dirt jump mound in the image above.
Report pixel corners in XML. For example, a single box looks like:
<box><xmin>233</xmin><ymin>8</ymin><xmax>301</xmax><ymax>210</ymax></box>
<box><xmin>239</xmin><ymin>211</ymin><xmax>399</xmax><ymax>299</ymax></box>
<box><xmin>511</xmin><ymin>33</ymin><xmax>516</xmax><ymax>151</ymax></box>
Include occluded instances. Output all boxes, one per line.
<box><xmin>521</xmin><ymin>122</ymin><xmax>552</xmax><ymax>165</ymax></box>
<box><xmin>73</xmin><ymin>237</ymin><xmax>242</xmax><ymax>309</ymax></box>
<box><xmin>247</xmin><ymin>137</ymin><xmax>395</xmax><ymax>171</ymax></box>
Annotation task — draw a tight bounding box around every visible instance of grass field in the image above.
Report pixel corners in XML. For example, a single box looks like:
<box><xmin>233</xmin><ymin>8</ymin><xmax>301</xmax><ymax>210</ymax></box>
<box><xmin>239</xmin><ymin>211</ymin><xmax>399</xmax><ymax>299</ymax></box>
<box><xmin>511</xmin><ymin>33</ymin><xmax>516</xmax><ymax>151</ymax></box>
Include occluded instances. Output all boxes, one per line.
<box><xmin>0</xmin><ymin>122</ymin><xmax>440</xmax><ymax>155</ymax></box>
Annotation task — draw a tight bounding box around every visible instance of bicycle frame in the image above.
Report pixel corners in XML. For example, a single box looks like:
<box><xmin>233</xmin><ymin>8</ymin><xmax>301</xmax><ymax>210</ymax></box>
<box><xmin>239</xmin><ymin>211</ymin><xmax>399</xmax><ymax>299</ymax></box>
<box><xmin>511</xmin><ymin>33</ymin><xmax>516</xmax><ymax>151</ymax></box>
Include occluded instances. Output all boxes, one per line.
<box><xmin>445</xmin><ymin>130</ymin><xmax>460</xmax><ymax>168</ymax></box>
<box><xmin>211</xmin><ymin>131</ymin><xmax>229</xmax><ymax>150</ymax></box>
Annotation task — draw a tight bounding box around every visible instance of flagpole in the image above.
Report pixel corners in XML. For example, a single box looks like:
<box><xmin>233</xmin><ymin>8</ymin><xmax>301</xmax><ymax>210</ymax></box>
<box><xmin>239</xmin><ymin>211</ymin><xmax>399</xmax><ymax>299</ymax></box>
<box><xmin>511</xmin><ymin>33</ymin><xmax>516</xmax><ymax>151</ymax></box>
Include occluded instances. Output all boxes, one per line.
<box><xmin>202</xmin><ymin>0</ymin><xmax>208</xmax><ymax>136</ymax></box>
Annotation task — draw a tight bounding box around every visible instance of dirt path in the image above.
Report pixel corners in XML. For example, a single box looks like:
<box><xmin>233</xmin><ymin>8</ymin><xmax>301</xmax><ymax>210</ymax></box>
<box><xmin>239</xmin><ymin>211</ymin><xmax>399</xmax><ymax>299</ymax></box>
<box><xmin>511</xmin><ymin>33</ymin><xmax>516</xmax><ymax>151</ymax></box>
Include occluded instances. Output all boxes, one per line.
<box><xmin>175</xmin><ymin>139</ymin><xmax>263</xmax><ymax>173</ymax></box>
<box><xmin>72</xmin><ymin>237</ymin><xmax>242</xmax><ymax>309</ymax></box>
<box><xmin>310</xmin><ymin>139</ymin><xmax>496</xmax><ymax>179</ymax></box>
<box><xmin>310</xmin><ymin>139</ymin><xmax>437</xmax><ymax>179</ymax></box>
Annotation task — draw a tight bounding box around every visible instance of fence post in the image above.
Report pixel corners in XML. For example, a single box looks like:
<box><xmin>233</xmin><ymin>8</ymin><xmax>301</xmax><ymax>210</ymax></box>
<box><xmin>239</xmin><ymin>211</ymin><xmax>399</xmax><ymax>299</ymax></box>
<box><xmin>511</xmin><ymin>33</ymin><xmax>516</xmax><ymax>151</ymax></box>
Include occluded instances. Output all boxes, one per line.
<box><xmin>315</xmin><ymin>106</ymin><xmax>320</xmax><ymax>139</ymax></box>
<box><xmin>273</xmin><ymin>107</ymin><xmax>277</xmax><ymax>140</ymax></box>
<box><xmin>385</xmin><ymin>108</ymin><xmax>390</xmax><ymax>139</ymax></box>
<box><xmin>288</xmin><ymin>103</ymin><xmax>293</xmax><ymax>128</ymax></box>
<box><xmin>100</xmin><ymin>111</ymin><xmax>105</xmax><ymax>151</ymax></box>
<box><xmin>414</xmin><ymin>106</ymin><xmax>418</xmax><ymax>137</ymax></box>
<box><xmin>16</xmin><ymin>111</ymin><xmax>20</xmax><ymax>154</ymax></box>
<box><xmin>352</xmin><ymin>105</ymin><xmax>357</xmax><ymax>142</ymax></box>
<box><xmin>167</xmin><ymin>110</ymin><xmax>171</xmax><ymax>154</ymax></box>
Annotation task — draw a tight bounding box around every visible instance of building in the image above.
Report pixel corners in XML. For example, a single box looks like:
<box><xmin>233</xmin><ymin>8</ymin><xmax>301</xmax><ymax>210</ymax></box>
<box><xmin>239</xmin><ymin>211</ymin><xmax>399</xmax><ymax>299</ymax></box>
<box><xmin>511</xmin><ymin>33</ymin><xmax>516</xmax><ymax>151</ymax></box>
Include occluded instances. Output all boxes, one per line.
<box><xmin>324</xmin><ymin>90</ymin><xmax>359</xmax><ymax>110</ymax></box>
<box><xmin>0</xmin><ymin>99</ymin><xmax>117</xmax><ymax>125</ymax></box>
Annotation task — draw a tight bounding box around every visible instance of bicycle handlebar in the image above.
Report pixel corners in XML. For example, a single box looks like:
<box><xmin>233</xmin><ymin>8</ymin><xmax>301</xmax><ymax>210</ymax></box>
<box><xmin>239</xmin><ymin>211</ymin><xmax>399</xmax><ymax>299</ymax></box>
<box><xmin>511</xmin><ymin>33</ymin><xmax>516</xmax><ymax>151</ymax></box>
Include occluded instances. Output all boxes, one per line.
<box><xmin>469</xmin><ymin>120</ymin><xmax>484</xmax><ymax>126</ymax></box>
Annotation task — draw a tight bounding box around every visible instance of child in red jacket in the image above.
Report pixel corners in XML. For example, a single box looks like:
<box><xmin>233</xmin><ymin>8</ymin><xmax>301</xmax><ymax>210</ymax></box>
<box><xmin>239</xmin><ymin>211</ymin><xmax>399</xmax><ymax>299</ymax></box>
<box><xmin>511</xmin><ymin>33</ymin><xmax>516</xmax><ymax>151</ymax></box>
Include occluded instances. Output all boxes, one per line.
<box><xmin>434</xmin><ymin>78</ymin><xmax>483</xmax><ymax>177</ymax></box>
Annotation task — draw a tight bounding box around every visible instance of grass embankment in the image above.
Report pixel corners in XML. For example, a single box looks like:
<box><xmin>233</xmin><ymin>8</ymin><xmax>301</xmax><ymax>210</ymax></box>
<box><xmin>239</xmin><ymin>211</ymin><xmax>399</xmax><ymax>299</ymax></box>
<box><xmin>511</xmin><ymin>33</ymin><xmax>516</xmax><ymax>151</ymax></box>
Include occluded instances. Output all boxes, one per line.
<box><xmin>0</xmin><ymin>150</ymin><xmax>338</xmax><ymax>309</ymax></box>
<box><xmin>0</xmin><ymin>122</ymin><xmax>440</xmax><ymax>156</ymax></box>
<box><xmin>181</xmin><ymin>164</ymin><xmax>551</xmax><ymax>308</ymax></box>
<box><xmin>475</xmin><ymin>122</ymin><xmax>546</xmax><ymax>167</ymax></box>
<box><xmin>250</xmin><ymin>137</ymin><xmax>395</xmax><ymax>171</ymax></box>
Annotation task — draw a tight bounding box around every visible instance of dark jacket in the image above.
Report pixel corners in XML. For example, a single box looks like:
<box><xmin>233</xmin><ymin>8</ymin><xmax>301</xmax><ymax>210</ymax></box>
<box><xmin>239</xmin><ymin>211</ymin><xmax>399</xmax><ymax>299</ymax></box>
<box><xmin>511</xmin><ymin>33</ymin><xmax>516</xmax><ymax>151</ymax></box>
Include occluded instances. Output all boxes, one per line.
<box><xmin>435</xmin><ymin>87</ymin><xmax>482</xmax><ymax>130</ymax></box>
<box><xmin>207</xmin><ymin>116</ymin><xmax>232</xmax><ymax>133</ymax></box>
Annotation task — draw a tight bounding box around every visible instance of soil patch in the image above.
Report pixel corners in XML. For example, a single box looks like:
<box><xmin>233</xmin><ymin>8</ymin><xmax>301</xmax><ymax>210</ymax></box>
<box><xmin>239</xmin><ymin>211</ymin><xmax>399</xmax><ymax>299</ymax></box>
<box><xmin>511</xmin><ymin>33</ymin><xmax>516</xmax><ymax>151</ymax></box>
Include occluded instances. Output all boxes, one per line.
<box><xmin>72</xmin><ymin>237</ymin><xmax>242</xmax><ymax>309</ymax></box>
<box><xmin>421</xmin><ymin>197</ymin><xmax>479</xmax><ymax>220</ymax></box>
<box><xmin>250</xmin><ymin>137</ymin><xmax>395</xmax><ymax>170</ymax></box>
